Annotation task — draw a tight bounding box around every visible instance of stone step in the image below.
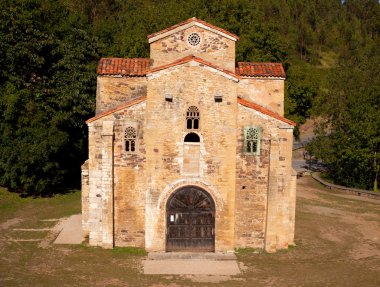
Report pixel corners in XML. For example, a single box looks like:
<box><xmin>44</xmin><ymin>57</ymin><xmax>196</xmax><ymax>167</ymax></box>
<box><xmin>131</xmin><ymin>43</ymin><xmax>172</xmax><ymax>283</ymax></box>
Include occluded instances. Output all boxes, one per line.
<box><xmin>13</xmin><ymin>228</ymin><xmax>52</xmax><ymax>231</ymax></box>
<box><xmin>147</xmin><ymin>251</ymin><xmax>236</xmax><ymax>261</ymax></box>
<box><xmin>8</xmin><ymin>239</ymin><xmax>42</xmax><ymax>242</ymax></box>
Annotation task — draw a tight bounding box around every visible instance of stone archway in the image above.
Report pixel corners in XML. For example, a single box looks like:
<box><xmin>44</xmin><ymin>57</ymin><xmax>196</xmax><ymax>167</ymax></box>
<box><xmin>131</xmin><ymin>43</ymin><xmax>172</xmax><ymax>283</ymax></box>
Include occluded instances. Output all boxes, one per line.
<box><xmin>166</xmin><ymin>186</ymin><xmax>215</xmax><ymax>252</ymax></box>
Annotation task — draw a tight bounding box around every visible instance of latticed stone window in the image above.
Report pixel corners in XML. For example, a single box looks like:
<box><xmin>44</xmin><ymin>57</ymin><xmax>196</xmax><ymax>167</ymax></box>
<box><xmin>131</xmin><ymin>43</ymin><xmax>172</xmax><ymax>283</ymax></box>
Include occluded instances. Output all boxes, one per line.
<box><xmin>244</xmin><ymin>127</ymin><xmax>261</xmax><ymax>155</ymax></box>
<box><xmin>187</xmin><ymin>32</ymin><xmax>201</xmax><ymax>46</ymax></box>
<box><xmin>186</xmin><ymin>106</ymin><xmax>200</xmax><ymax>130</ymax></box>
<box><xmin>124</xmin><ymin>127</ymin><xmax>137</xmax><ymax>153</ymax></box>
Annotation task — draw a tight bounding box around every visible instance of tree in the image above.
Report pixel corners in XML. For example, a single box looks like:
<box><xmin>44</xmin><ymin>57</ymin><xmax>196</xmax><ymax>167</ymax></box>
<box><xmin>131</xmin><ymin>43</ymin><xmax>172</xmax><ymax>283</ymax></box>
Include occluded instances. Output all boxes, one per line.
<box><xmin>1</xmin><ymin>0</ymin><xmax>378</xmax><ymax>193</ymax></box>
<box><xmin>307</xmin><ymin>43</ymin><xmax>379</xmax><ymax>190</ymax></box>
<box><xmin>0</xmin><ymin>0</ymin><xmax>98</xmax><ymax>194</ymax></box>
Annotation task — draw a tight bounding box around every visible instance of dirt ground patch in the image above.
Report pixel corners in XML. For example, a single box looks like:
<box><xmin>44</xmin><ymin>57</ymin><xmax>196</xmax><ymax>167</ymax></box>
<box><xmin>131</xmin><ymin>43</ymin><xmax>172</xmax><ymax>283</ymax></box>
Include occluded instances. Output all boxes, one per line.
<box><xmin>1</xmin><ymin>177</ymin><xmax>380</xmax><ymax>286</ymax></box>
<box><xmin>0</xmin><ymin>218</ymin><xmax>23</xmax><ymax>230</ymax></box>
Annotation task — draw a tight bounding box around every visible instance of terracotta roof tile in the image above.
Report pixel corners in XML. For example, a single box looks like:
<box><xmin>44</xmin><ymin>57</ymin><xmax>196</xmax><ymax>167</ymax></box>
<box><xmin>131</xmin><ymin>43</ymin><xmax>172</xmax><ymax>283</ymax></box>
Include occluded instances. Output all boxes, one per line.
<box><xmin>148</xmin><ymin>17</ymin><xmax>239</xmax><ymax>41</ymax></box>
<box><xmin>238</xmin><ymin>97</ymin><xmax>296</xmax><ymax>126</ymax></box>
<box><xmin>236</xmin><ymin>62</ymin><xmax>286</xmax><ymax>78</ymax></box>
<box><xmin>148</xmin><ymin>55</ymin><xmax>240</xmax><ymax>80</ymax></box>
<box><xmin>97</xmin><ymin>58</ymin><xmax>286</xmax><ymax>79</ymax></box>
<box><xmin>86</xmin><ymin>96</ymin><xmax>147</xmax><ymax>124</ymax></box>
<box><xmin>97</xmin><ymin>58</ymin><xmax>149</xmax><ymax>76</ymax></box>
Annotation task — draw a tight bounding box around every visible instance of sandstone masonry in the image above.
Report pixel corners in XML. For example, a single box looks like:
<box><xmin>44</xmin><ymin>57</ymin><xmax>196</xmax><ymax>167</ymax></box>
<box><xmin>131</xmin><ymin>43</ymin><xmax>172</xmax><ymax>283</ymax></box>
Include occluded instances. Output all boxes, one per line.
<box><xmin>82</xmin><ymin>17</ymin><xmax>297</xmax><ymax>253</ymax></box>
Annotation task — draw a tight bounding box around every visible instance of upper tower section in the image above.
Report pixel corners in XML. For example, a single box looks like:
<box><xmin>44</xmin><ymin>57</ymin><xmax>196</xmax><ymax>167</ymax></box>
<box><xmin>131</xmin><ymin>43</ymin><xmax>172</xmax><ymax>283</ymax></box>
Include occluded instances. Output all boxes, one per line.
<box><xmin>148</xmin><ymin>17</ymin><xmax>239</xmax><ymax>72</ymax></box>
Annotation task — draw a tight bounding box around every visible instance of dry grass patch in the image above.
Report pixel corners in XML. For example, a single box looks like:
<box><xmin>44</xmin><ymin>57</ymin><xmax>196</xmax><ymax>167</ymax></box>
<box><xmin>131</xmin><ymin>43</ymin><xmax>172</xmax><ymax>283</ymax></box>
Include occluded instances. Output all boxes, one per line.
<box><xmin>1</xmin><ymin>178</ymin><xmax>380</xmax><ymax>286</ymax></box>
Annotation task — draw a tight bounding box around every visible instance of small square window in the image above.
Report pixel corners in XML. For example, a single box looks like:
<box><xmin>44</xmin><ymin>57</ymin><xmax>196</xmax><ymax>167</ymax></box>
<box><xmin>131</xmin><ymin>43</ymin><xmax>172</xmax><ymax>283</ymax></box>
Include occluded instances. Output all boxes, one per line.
<box><xmin>165</xmin><ymin>95</ymin><xmax>173</xmax><ymax>102</ymax></box>
<box><xmin>214</xmin><ymin>95</ymin><xmax>223</xmax><ymax>102</ymax></box>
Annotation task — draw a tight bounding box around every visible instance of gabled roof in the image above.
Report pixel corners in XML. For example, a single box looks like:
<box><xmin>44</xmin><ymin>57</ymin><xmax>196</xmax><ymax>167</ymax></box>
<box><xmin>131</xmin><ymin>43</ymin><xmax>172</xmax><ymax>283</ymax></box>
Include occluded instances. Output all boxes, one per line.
<box><xmin>147</xmin><ymin>55</ymin><xmax>241</xmax><ymax>81</ymax></box>
<box><xmin>97</xmin><ymin>57</ymin><xmax>286</xmax><ymax>79</ymax></box>
<box><xmin>238</xmin><ymin>97</ymin><xmax>296</xmax><ymax>126</ymax></box>
<box><xmin>86</xmin><ymin>96</ymin><xmax>147</xmax><ymax>124</ymax></box>
<box><xmin>97</xmin><ymin>58</ymin><xmax>149</xmax><ymax>76</ymax></box>
<box><xmin>148</xmin><ymin>17</ymin><xmax>239</xmax><ymax>43</ymax></box>
<box><xmin>236</xmin><ymin>62</ymin><xmax>286</xmax><ymax>79</ymax></box>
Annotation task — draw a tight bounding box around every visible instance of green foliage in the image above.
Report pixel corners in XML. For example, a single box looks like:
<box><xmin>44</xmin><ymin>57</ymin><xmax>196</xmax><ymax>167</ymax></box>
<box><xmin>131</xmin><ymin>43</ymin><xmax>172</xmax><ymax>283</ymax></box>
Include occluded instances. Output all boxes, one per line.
<box><xmin>308</xmin><ymin>40</ymin><xmax>379</xmax><ymax>190</ymax></box>
<box><xmin>285</xmin><ymin>64</ymin><xmax>320</xmax><ymax>138</ymax></box>
<box><xmin>306</xmin><ymin>0</ymin><xmax>380</xmax><ymax>190</ymax></box>
<box><xmin>0</xmin><ymin>0</ymin><xmax>378</xmax><ymax>193</ymax></box>
<box><xmin>0</xmin><ymin>0</ymin><xmax>98</xmax><ymax>195</ymax></box>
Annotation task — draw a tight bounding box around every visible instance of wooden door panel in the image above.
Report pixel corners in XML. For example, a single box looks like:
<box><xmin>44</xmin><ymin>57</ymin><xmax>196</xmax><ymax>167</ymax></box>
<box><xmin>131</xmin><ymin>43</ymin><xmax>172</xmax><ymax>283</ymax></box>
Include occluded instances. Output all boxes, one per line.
<box><xmin>166</xmin><ymin>186</ymin><xmax>215</xmax><ymax>252</ymax></box>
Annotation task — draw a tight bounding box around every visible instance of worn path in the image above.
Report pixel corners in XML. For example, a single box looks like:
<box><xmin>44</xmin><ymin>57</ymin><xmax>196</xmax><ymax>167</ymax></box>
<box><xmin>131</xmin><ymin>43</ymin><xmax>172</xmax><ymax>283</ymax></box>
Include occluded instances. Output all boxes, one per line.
<box><xmin>54</xmin><ymin>214</ymin><xmax>83</xmax><ymax>244</ymax></box>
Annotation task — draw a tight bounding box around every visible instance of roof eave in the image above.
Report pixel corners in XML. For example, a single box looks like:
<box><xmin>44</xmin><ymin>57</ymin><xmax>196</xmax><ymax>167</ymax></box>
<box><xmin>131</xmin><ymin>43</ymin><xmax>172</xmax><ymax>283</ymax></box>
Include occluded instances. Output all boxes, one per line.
<box><xmin>86</xmin><ymin>96</ymin><xmax>147</xmax><ymax>124</ymax></box>
<box><xmin>237</xmin><ymin>97</ymin><xmax>296</xmax><ymax>127</ymax></box>
<box><xmin>97</xmin><ymin>74</ymin><xmax>147</xmax><ymax>77</ymax></box>
<box><xmin>240</xmin><ymin>76</ymin><xmax>286</xmax><ymax>80</ymax></box>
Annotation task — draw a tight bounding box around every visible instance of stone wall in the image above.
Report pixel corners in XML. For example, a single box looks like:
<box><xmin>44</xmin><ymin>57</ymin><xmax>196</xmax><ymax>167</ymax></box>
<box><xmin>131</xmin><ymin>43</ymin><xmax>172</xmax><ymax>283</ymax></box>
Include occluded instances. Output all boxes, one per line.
<box><xmin>85</xmin><ymin>21</ymin><xmax>297</xmax><ymax>252</ymax></box>
<box><xmin>81</xmin><ymin>160</ymin><xmax>89</xmax><ymax>236</ymax></box>
<box><xmin>112</xmin><ymin>103</ymin><xmax>146</xmax><ymax>247</ymax></box>
<box><xmin>86</xmin><ymin>65</ymin><xmax>296</xmax><ymax>251</ymax></box>
<box><xmin>238</xmin><ymin>78</ymin><xmax>285</xmax><ymax>116</ymax></box>
<box><xmin>96</xmin><ymin>76</ymin><xmax>147</xmax><ymax>114</ymax></box>
<box><xmin>235</xmin><ymin>105</ymin><xmax>295</xmax><ymax>251</ymax></box>
<box><xmin>87</xmin><ymin>120</ymin><xmax>104</xmax><ymax>246</ymax></box>
<box><xmin>265</xmin><ymin>124</ymin><xmax>295</xmax><ymax>252</ymax></box>
<box><xmin>235</xmin><ymin>105</ymin><xmax>272</xmax><ymax>249</ymax></box>
<box><xmin>150</xmin><ymin>26</ymin><xmax>236</xmax><ymax>72</ymax></box>
<box><xmin>86</xmin><ymin>101</ymin><xmax>147</xmax><ymax>248</ymax></box>
<box><xmin>144</xmin><ymin>63</ymin><xmax>238</xmax><ymax>251</ymax></box>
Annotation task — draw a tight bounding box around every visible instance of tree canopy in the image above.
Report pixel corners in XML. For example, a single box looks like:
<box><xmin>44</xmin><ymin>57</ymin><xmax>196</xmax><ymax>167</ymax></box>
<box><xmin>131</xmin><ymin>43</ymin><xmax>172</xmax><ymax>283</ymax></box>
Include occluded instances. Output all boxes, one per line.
<box><xmin>307</xmin><ymin>24</ymin><xmax>379</xmax><ymax>190</ymax></box>
<box><xmin>0</xmin><ymin>0</ymin><xmax>378</xmax><ymax>194</ymax></box>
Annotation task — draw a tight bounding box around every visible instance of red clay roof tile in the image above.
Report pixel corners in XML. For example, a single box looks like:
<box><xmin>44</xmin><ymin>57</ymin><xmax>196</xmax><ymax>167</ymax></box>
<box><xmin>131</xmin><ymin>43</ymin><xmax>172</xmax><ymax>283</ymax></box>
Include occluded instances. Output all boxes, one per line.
<box><xmin>97</xmin><ymin>59</ymin><xmax>285</xmax><ymax>79</ymax></box>
<box><xmin>147</xmin><ymin>17</ymin><xmax>239</xmax><ymax>41</ymax></box>
<box><xmin>97</xmin><ymin>58</ymin><xmax>149</xmax><ymax>76</ymax></box>
<box><xmin>236</xmin><ymin>62</ymin><xmax>286</xmax><ymax>78</ymax></box>
<box><xmin>238</xmin><ymin>97</ymin><xmax>296</xmax><ymax>126</ymax></box>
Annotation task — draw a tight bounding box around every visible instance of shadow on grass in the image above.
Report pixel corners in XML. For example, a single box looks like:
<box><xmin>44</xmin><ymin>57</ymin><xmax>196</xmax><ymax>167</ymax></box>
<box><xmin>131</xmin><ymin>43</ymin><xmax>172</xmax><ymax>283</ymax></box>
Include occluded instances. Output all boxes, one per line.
<box><xmin>5</xmin><ymin>186</ymin><xmax>80</xmax><ymax>198</ymax></box>
<box><xmin>235</xmin><ymin>247</ymin><xmax>263</xmax><ymax>254</ymax></box>
<box><xmin>112</xmin><ymin>247</ymin><xmax>148</xmax><ymax>256</ymax></box>
<box><xmin>78</xmin><ymin>244</ymin><xmax>148</xmax><ymax>257</ymax></box>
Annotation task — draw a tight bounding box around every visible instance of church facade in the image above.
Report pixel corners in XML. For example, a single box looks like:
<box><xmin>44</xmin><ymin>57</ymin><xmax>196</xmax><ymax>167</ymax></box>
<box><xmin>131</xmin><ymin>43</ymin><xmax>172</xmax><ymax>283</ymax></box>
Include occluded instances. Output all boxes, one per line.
<box><xmin>81</xmin><ymin>18</ymin><xmax>297</xmax><ymax>253</ymax></box>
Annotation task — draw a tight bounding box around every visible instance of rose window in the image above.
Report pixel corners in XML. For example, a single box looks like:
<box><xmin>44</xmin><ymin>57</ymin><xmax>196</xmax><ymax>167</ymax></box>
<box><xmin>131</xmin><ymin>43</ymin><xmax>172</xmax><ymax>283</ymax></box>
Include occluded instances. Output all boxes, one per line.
<box><xmin>187</xmin><ymin>33</ymin><xmax>201</xmax><ymax>46</ymax></box>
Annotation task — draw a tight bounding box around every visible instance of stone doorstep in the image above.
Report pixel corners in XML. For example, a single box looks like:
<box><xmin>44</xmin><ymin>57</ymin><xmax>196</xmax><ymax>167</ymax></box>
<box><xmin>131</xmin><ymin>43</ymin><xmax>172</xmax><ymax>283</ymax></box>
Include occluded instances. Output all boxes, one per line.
<box><xmin>143</xmin><ymin>259</ymin><xmax>241</xmax><ymax>275</ymax></box>
<box><xmin>148</xmin><ymin>251</ymin><xmax>237</xmax><ymax>260</ymax></box>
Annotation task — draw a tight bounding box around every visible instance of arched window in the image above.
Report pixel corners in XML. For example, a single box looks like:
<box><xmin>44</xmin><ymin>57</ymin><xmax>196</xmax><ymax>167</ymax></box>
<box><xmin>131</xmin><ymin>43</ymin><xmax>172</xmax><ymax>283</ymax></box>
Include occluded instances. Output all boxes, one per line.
<box><xmin>184</xmin><ymin>132</ymin><xmax>200</xmax><ymax>143</ymax></box>
<box><xmin>124</xmin><ymin>127</ymin><xmax>137</xmax><ymax>153</ymax></box>
<box><xmin>244</xmin><ymin>127</ymin><xmax>261</xmax><ymax>155</ymax></box>
<box><xmin>186</xmin><ymin>106</ymin><xmax>200</xmax><ymax>130</ymax></box>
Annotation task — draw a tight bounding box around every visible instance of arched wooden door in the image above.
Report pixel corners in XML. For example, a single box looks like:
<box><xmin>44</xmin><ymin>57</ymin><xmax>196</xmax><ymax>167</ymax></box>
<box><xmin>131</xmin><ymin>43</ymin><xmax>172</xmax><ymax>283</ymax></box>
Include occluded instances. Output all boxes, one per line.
<box><xmin>166</xmin><ymin>186</ymin><xmax>215</xmax><ymax>252</ymax></box>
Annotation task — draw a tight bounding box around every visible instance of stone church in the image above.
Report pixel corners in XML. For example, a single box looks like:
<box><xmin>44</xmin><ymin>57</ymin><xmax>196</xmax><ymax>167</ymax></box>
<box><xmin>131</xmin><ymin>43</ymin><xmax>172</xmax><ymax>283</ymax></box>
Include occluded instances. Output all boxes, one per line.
<box><xmin>81</xmin><ymin>18</ymin><xmax>297</xmax><ymax>253</ymax></box>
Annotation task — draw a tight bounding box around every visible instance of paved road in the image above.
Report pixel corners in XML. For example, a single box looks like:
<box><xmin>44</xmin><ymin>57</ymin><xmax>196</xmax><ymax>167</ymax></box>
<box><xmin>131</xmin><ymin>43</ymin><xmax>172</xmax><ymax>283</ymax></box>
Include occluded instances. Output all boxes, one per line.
<box><xmin>292</xmin><ymin>159</ymin><xmax>309</xmax><ymax>173</ymax></box>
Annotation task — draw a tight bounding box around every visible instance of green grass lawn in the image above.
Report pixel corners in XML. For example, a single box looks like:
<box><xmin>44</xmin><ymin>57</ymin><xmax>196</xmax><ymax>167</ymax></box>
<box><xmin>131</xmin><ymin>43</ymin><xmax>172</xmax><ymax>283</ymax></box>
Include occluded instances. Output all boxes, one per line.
<box><xmin>0</xmin><ymin>187</ymin><xmax>81</xmax><ymax>221</ymax></box>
